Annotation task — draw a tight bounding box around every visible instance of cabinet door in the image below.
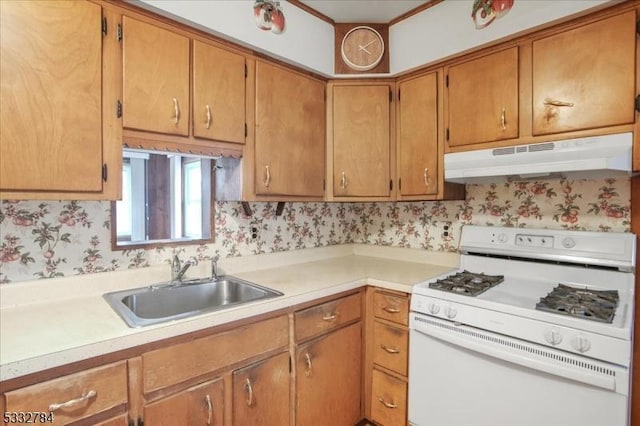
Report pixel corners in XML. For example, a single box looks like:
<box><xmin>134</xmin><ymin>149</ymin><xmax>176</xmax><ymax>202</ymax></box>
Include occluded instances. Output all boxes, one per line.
<box><xmin>144</xmin><ymin>379</ymin><xmax>224</xmax><ymax>426</ymax></box>
<box><xmin>193</xmin><ymin>40</ymin><xmax>245</xmax><ymax>143</ymax></box>
<box><xmin>398</xmin><ymin>73</ymin><xmax>438</xmax><ymax>197</ymax></box>
<box><xmin>296</xmin><ymin>323</ymin><xmax>362</xmax><ymax>426</ymax></box>
<box><xmin>123</xmin><ymin>16</ymin><xmax>189</xmax><ymax>136</ymax></box>
<box><xmin>255</xmin><ymin>61</ymin><xmax>325</xmax><ymax>197</ymax></box>
<box><xmin>447</xmin><ymin>47</ymin><xmax>519</xmax><ymax>147</ymax></box>
<box><xmin>0</xmin><ymin>0</ymin><xmax>103</xmax><ymax>192</ymax></box>
<box><xmin>232</xmin><ymin>352</ymin><xmax>290</xmax><ymax>426</ymax></box>
<box><xmin>532</xmin><ymin>11</ymin><xmax>636</xmax><ymax>135</ymax></box>
<box><xmin>333</xmin><ymin>85</ymin><xmax>391</xmax><ymax>197</ymax></box>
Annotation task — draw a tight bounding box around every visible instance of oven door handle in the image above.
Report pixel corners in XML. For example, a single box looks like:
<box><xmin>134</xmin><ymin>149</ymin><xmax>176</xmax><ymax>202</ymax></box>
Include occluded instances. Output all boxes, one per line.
<box><xmin>412</xmin><ymin>319</ymin><xmax>619</xmax><ymax>392</ymax></box>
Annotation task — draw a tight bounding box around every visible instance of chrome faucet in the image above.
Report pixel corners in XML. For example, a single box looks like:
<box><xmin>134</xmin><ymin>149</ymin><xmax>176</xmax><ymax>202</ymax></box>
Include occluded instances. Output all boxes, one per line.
<box><xmin>171</xmin><ymin>255</ymin><xmax>198</xmax><ymax>283</ymax></box>
<box><xmin>211</xmin><ymin>255</ymin><xmax>220</xmax><ymax>280</ymax></box>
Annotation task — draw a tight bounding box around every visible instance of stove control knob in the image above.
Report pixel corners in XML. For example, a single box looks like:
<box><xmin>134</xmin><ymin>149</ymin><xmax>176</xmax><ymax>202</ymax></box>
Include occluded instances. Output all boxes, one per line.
<box><xmin>544</xmin><ymin>328</ymin><xmax>563</xmax><ymax>346</ymax></box>
<box><xmin>571</xmin><ymin>335</ymin><xmax>591</xmax><ymax>353</ymax></box>
<box><xmin>497</xmin><ymin>233</ymin><xmax>508</xmax><ymax>243</ymax></box>
<box><xmin>444</xmin><ymin>306</ymin><xmax>457</xmax><ymax>319</ymax></box>
<box><xmin>562</xmin><ymin>237</ymin><xmax>576</xmax><ymax>249</ymax></box>
<box><xmin>428</xmin><ymin>303</ymin><xmax>440</xmax><ymax>315</ymax></box>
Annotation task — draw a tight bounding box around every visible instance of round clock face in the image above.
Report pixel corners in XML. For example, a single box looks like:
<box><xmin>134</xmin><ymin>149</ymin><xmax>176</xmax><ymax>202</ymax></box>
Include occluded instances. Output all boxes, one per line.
<box><xmin>340</xmin><ymin>26</ymin><xmax>385</xmax><ymax>72</ymax></box>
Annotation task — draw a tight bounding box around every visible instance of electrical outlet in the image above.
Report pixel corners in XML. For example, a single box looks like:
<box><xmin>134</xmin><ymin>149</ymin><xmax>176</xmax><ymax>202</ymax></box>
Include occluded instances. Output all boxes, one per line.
<box><xmin>250</xmin><ymin>226</ymin><xmax>259</xmax><ymax>240</ymax></box>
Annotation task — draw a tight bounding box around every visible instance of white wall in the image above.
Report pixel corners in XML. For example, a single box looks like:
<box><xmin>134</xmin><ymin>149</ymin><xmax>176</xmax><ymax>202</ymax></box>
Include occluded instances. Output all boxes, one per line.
<box><xmin>137</xmin><ymin>0</ymin><xmax>612</xmax><ymax>76</ymax></box>
<box><xmin>389</xmin><ymin>0</ymin><xmax>612</xmax><ymax>73</ymax></box>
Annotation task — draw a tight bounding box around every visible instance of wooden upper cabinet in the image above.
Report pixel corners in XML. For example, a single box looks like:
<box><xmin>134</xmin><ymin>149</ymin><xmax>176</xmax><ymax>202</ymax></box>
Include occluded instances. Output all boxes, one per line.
<box><xmin>0</xmin><ymin>0</ymin><xmax>103</xmax><ymax>193</ymax></box>
<box><xmin>532</xmin><ymin>11</ymin><xmax>636</xmax><ymax>135</ymax></box>
<box><xmin>123</xmin><ymin>16</ymin><xmax>190</xmax><ymax>136</ymax></box>
<box><xmin>193</xmin><ymin>40</ymin><xmax>246</xmax><ymax>143</ymax></box>
<box><xmin>332</xmin><ymin>84</ymin><xmax>392</xmax><ymax>198</ymax></box>
<box><xmin>254</xmin><ymin>61</ymin><xmax>325</xmax><ymax>197</ymax></box>
<box><xmin>447</xmin><ymin>47</ymin><xmax>519</xmax><ymax>147</ymax></box>
<box><xmin>398</xmin><ymin>73</ymin><xmax>439</xmax><ymax>197</ymax></box>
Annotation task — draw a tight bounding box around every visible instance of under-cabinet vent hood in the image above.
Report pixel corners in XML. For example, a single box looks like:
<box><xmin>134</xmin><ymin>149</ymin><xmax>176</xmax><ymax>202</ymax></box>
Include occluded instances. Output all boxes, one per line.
<box><xmin>444</xmin><ymin>133</ymin><xmax>633</xmax><ymax>183</ymax></box>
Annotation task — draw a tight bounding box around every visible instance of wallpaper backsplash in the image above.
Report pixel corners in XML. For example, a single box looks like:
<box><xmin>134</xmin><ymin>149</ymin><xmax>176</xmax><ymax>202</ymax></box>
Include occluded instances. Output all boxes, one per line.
<box><xmin>0</xmin><ymin>178</ymin><xmax>630</xmax><ymax>283</ymax></box>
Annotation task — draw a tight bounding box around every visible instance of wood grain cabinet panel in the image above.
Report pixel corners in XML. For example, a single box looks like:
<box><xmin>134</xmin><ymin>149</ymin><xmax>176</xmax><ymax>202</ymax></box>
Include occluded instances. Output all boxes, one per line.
<box><xmin>373</xmin><ymin>291</ymin><xmax>409</xmax><ymax>326</ymax></box>
<box><xmin>532</xmin><ymin>11</ymin><xmax>636</xmax><ymax>135</ymax></box>
<box><xmin>123</xmin><ymin>16</ymin><xmax>190</xmax><ymax>136</ymax></box>
<box><xmin>142</xmin><ymin>315</ymin><xmax>288</xmax><ymax>393</ymax></box>
<box><xmin>295</xmin><ymin>293</ymin><xmax>362</xmax><ymax>342</ymax></box>
<box><xmin>4</xmin><ymin>361</ymin><xmax>127</xmax><ymax>426</ymax></box>
<box><xmin>193</xmin><ymin>40</ymin><xmax>246</xmax><ymax>144</ymax></box>
<box><xmin>232</xmin><ymin>352</ymin><xmax>290</xmax><ymax>426</ymax></box>
<box><xmin>398</xmin><ymin>72</ymin><xmax>439</xmax><ymax>197</ymax></box>
<box><xmin>447</xmin><ymin>47</ymin><xmax>519</xmax><ymax>147</ymax></box>
<box><xmin>296</xmin><ymin>322</ymin><xmax>362</xmax><ymax>426</ymax></box>
<box><xmin>332</xmin><ymin>84</ymin><xmax>392</xmax><ymax>198</ymax></box>
<box><xmin>254</xmin><ymin>61</ymin><xmax>325</xmax><ymax>197</ymax></box>
<box><xmin>371</xmin><ymin>369</ymin><xmax>407</xmax><ymax>426</ymax></box>
<box><xmin>0</xmin><ymin>0</ymin><xmax>103</xmax><ymax>193</ymax></box>
<box><xmin>372</xmin><ymin>321</ymin><xmax>409</xmax><ymax>376</ymax></box>
<box><xmin>144</xmin><ymin>378</ymin><xmax>224</xmax><ymax>426</ymax></box>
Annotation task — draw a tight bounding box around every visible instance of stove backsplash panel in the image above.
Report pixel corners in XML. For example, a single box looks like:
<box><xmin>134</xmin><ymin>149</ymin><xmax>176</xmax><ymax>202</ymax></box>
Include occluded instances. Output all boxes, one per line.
<box><xmin>0</xmin><ymin>178</ymin><xmax>630</xmax><ymax>283</ymax></box>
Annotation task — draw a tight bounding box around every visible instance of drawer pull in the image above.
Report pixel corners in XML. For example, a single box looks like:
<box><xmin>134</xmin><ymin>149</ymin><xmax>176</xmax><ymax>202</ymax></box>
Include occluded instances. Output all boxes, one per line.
<box><xmin>172</xmin><ymin>98</ymin><xmax>180</xmax><ymax>125</ymax></box>
<box><xmin>244</xmin><ymin>378</ymin><xmax>254</xmax><ymax>407</ymax></box>
<box><xmin>205</xmin><ymin>394</ymin><xmax>213</xmax><ymax>426</ymax></box>
<box><xmin>378</xmin><ymin>396</ymin><xmax>398</xmax><ymax>409</ymax></box>
<box><xmin>48</xmin><ymin>390</ymin><xmax>97</xmax><ymax>412</ymax></box>
<box><xmin>304</xmin><ymin>352</ymin><xmax>313</xmax><ymax>376</ymax></box>
<box><xmin>322</xmin><ymin>313</ymin><xmax>338</xmax><ymax>321</ymax></box>
<box><xmin>543</xmin><ymin>98</ymin><xmax>574</xmax><ymax>108</ymax></box>
<box><xmin>380</xmin><ymin>344</ymin><xmax>400</xmax><ymax>354</ymax></box>
<box><xmin>500</xmin><ymin>107</ymin><xmax>507</xmax><ymax>130</ymax></box>
<box><xmin>383</xmin><ymin>306</ymin><xmax>400</xmax><ymax>313</ymax></box>
<box><xmin>205</xmin><ymin>104</ymin><xmax>212</xmax><ymax>129</ymax></box>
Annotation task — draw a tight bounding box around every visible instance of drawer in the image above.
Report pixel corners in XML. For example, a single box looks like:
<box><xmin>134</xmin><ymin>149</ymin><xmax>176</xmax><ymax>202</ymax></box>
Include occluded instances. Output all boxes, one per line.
<box><xmin>371</xmin><ymin>369</ymin><xmax>407</xmax><ymax>426</ymax></box>
<box><xmin>4</xmin><ymin>361</ymin><xmax>127</xmax><ymax>426</ymax></box>
<box><xmin>373</xmin><ymin>291</ymin><xmax>409</xmax><ymax>325</ymax></box>
<box><xmin>143</xmin><ymin>315</ymin><xmax>288</xmax><ymax>394</ymax></box>
<box><xmin>295</xmin><ymin>293</ymin><xmax>361</xmax><ymax>342</ymax></box>
<box><xmin>372</xmin><ymin>321</ymin><xmax>408</xmax><ymax>376</ymax></box>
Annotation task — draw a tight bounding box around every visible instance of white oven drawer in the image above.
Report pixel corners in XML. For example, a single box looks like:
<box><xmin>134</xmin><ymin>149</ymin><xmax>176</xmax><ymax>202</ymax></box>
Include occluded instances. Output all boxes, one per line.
<box><xmin>408</xmin><ymin>313</ymin><xmax>629</xmax><ymax>426</ymax></box>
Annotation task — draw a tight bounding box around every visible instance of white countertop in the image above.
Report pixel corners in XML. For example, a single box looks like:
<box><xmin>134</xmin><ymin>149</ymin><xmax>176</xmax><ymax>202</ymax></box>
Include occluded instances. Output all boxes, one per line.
<box><xmin>0</xmin><ymin>244</ymin><xmax>458</xmax><ymax>382</ymax></box>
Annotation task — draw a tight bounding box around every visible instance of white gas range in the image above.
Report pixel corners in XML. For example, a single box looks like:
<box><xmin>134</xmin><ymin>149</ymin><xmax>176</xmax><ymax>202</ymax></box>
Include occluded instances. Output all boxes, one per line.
<box><xmin>408</xmin><ymin>225</ymin><xmax>636</xmax><ymax>426</ymax></box>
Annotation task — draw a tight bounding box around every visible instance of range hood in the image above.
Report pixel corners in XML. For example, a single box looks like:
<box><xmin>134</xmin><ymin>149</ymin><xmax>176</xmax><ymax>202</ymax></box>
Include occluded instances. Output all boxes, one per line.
<box><xmin>444</xmin><ymin>132</ymin><xmax>633</xmax><ymax>183</ymax></box>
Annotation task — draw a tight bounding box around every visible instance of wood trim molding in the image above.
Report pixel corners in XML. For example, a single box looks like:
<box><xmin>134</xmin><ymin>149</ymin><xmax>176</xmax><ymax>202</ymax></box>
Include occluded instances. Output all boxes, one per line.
<box><xmin>389</xmin><ymin>0</ymin><xmax>444</xmax><ymax>25</ymax></box>
<box><xmin>287</xmin><ymin>0</ymin><xmax>334</xmax><ymax>25</ymax></box>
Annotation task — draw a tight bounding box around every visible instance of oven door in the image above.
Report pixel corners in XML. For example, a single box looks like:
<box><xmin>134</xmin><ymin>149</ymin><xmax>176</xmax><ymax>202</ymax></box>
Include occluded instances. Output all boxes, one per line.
<box><xmin>408</xmin><ymin>313</ymin><xmax>630</xmax><ymax>426</ymax></box>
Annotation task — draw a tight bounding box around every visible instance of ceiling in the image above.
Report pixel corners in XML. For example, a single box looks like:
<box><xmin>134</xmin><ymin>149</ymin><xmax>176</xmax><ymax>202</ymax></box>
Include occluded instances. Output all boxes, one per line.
<box><xmin>297</xmin><ymin>0</ymin><xmax>433</xmax><ymax>23</ymax></box>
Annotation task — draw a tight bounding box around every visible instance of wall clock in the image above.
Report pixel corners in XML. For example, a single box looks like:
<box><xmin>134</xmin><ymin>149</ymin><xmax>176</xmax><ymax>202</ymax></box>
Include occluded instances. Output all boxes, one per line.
<box><xmin>335</xmin><ymin>23</ymin><xmax>389</xmax><ymax>74</ymax></box>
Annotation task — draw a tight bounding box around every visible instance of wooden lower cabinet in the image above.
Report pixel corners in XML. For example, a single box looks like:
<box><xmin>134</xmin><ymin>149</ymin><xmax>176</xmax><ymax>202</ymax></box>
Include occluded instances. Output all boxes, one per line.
<box><xmin>295</xmin><ymin>322</ymin><xmax>362</xmax><ymax>426</ymax></box>
<box><xmin>232</xmin><ymin>352</ymin><xmax>291</xmax><ymax>426</ymax></box>
<box><xmin>144</xmin><ymin>378</ymin><xmax>224</xmax><ymax>426</ymax></box>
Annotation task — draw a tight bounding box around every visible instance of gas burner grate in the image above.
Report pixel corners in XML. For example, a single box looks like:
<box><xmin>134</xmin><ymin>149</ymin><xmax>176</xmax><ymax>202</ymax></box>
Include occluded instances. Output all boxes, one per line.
<box><xmin>536</xmin><ymin>284</ymin><xmax>619</xmax><ymax>323</ymax></box>
<box><xmin>428</xmin><ymin>270</ymin><xmax>504</xmax><ymax>297</ymax></box>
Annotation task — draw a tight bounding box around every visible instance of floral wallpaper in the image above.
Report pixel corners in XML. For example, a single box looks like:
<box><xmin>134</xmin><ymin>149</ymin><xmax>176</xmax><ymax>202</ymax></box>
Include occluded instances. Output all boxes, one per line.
<box><xmin>0</xmin><ymin>178</ymin><xmax>631</xmax><ymax>284</ymax></box>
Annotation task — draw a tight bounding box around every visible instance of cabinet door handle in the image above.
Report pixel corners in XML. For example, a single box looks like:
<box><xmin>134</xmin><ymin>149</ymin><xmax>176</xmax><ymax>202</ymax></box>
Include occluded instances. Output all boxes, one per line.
<box><xmin>264</xmin><ymin>165</ymin><xmax>271</xmax><ymax>188</ymax></box>
<box><xmin>380</xmin><ymin>344</ymin><xmax>400</xmax><ymax>354</ymax></box>
<box><xmin>173</xmin><ymin>98</ymin><xmax>180</xmax><ymax>124</ymax></box>
<box><xmin>48</xmin><ymin>390</ymin><xmax>97</xmax><ymax>412</ymax></box>
<box><xmin>500</xmin><ymin>107</ymin><xmax>506</xmax><ymax>130</ymax></box>
<box><xmin>205</xmin><ymin>394</ymin><xmax>213</xmax><ymax>426</ymax></box>
<box><xmin>304</xmin><ymin>352</ymin><xmax>312</xmax><ymax>376</ymax></box>
<box><xmin>340</xmin><ymin>171</ymin><xmax>348</xmax><ymax>189</ymax></box>
<box><xmin>205</xmin><ymin>104</ymin><xmax>212</xmax><ymax>129</ymax></box>
<box><xmin>378</xmin><ymin>397</ymin><xmax>398</xmax><ymax>409</ymax></box>
<box><xmin>544</xmin><ymin>98</ymin><xmax>574</xmax><ymax>107</ymax></box>
<box><xmin>423</xmin><ymin>168</ymin><xmax>431</xmax><ymax>187</ymax></box>
<box><xmin>322</xmin><ymin>313</ymin><xmax>337</xmax><ymax>321</ymax></box>
<box><xmin>244</xmin><ymin>378</ymin><xmax>254</xmax><ymax>407</ymax></box>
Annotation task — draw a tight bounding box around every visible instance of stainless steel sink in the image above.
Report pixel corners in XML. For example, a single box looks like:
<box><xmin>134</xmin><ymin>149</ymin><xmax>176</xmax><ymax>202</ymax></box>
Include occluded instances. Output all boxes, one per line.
<box><xmin>104</xmin><ymin>276</ymin><xmax>283</xmax><ymax>327</ymax></box>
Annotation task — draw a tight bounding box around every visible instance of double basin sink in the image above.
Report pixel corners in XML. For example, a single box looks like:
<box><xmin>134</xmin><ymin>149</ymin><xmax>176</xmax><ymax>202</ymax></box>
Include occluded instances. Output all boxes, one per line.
<box><xmin>104</xmin><ymin>276</ymin><xmax>283</xmax><ymax>328</ymax></box>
